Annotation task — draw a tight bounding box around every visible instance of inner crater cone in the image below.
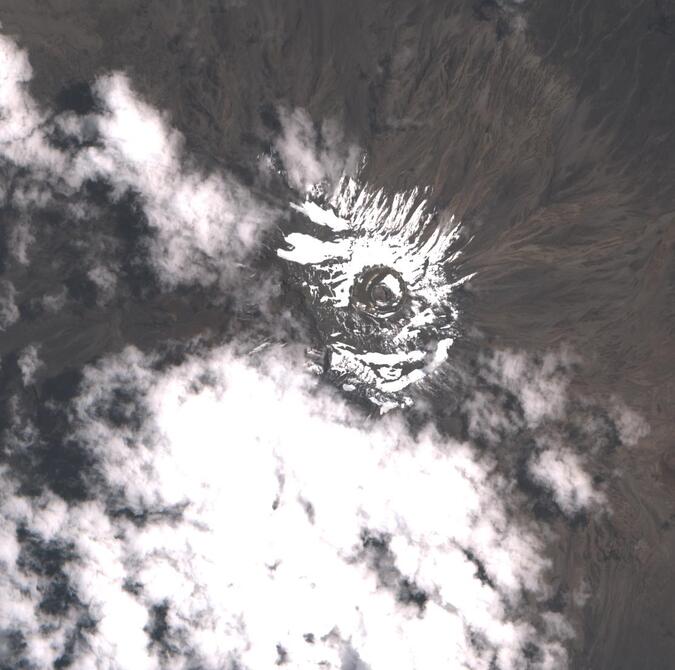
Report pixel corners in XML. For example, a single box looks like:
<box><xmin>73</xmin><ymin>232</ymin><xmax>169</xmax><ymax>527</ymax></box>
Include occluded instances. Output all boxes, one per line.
<box><xmin>351</xmin><ymin>265</ymin><xmax>407</xmax><ymax>318</ymax></box>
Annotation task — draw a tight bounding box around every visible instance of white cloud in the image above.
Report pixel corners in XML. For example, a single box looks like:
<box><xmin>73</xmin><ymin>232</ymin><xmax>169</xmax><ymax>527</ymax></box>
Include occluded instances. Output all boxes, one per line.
<box><xmin>0</xmin><ymin>279</ymin><xmax>19</xmax><ymax>331</ymax></box>
<box><xmin>0</xmin><ymin>344</ymin><xmax>574</xmax><ymax>669</ymax></box>
<box><xmin>463</xmin><ymin>387</ymin><xmax>520</xmax><ymax>445</ymax></box>
<box><xmin>60</xmin><ymin>73</ymin><xmax>277</xmax><ymax>290</ymax></box>
<box><xmin>0</xmin><ymin>33</ymin><xmax>277</xmax><ymax>291</ymax></box>
<box><xmin>87</xmin><ymin>265</ymin><xmax>118</xmax><ymax>305</ymax></box>
<box><xmin>77</xmin><ymin>74</ymin><xmax>276</xmax><ymax>288</ymax></box>
<box><xmin>41</xmin><ymin>287</ymin><xmax>67</xmax><ymax>314</ymax></box>
<box><xmin>5</xmin><ymin>180</ymin><xmax>49</xmax><ymax>265</ymax></box>
<box><xmin>17</xmin><ymin>344</ymin><xmax>43</xmax><ymax>385</ymax></box>
<box><xmin>8</xmin><ymin>218</ymin><xmax>35</xmax><ymax>265</ymax></box>
<box><xmin>461</xmin><ymin>349</ymin><xmax>625</xmax><ymax>517</ymax></box>
<box><xmin>0</xmin><ymin>35</ymin><xmax>66</xmax><ymax>174</ymax></box>
<box><xmin>76</xmin><ymin>347</ymin><xmax>569</xmax><ymax>668</ymax></box>
<box><xmin>528</xmin><ymin>446</ymin><xmax>605</xmax><ymax>515</ymax></box>
<box><xmin>463</xmin><ymin>350</ymin><xmax>571</xmax><ymax>448</ymax></box>
<box><xmin>275</xmin><ymin>108</ymin><xmax>360</xmax><ymax>193</ymax></box>
<box><xmin>608</xmin><ymin>397</ymin><xmax>649</xmax><ymax>447</ymax></box>
<box><xmin>484</xmin><ymin>350</ymin><xmax>573</xmax><ymax>428</ymax></box>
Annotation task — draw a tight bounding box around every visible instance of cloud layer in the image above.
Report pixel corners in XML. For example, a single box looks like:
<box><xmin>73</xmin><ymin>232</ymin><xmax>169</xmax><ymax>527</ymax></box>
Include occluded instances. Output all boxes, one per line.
<box><xmin>0</xmin><ymin>33</ymin><xmax>277</xmax><ymax>300</ymax></box>
<box><xmin>1</xmin><ymin>344</ymin><xmax>578</xmax><ymax>670</ymax></box>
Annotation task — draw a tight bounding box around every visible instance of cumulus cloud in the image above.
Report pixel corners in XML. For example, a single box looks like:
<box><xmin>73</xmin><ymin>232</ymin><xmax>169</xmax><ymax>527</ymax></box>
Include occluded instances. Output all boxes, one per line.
<box><xmin>459</xmin><ymin>348</ymin><xmax>637</xmax><ymax>520</ymax></box>
<box><xmin>0</xmin><ymin>35</ymin><xmax>66</xmax><ymax>174</ymax></box>
<box><xmin>66</xmin><ymin>74</ymin><xmax>277</xmax><ymax>288</ymax></box>
<box><xmin>17</xmin><ymin>344</ymin><xmax>43</xmax><ymax>386</ymax></box>
<box><xmin>86</xmin><ymin>265</ymin><xmax>118</xmax><ymax>306</ymax></box>
<box><xmin>608</xmin><ymin>397</ymin><xmax>649</xmax><ymax>447</ymax></box>
<box><xmin>41</xmin><ymin>287</ymin><xmax>67</xmax><ymax>314</ymax></box>
<box><xmin>0</xmin><ymin>344</ymin><xmax>575</xmax><ymax>670</ymax></box>
<box><xmin>0</xmin><ymin>33</ymin><xmax>277</xmax><ymax>291</ymax></box>
<box><xmin>4</xmin><ymin>180</ymin><xmax>50</xmax><ymax>266</ymax></box>
<box><xmin>462</xmin><ymin>349</ymin><xmax>573</xmax><ymax>448</ymax></box>
<box><xmin>0</xmin><ymin>279</ymin><xmax>19</xmax><ymax>331</ymax></box>
<box><xmin>484</xmin><ymin>349</ymin><xmax>573</xmax><ymax>428</ymax></box>
<box><xmin>275</xmin><ymin>107</ymin><xmax>360</xmax><ymax>194</ymax></box>
<box><xmin>528</xmin><ymin>446</ymin><xmax>605</xmax><ymax>515</ymax></box>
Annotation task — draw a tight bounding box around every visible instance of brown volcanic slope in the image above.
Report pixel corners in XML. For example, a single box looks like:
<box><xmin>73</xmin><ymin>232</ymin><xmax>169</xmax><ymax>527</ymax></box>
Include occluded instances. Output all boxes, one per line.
<box><xmin>0</xmin><ymin>1</ymin><xmax>674</xmax><ymax>668</ymax></box>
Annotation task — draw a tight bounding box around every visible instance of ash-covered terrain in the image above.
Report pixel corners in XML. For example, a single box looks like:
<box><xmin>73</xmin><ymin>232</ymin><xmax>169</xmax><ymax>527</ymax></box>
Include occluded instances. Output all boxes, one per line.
<box><xmin>0</xmin><ymin>2</ymin><xmax>673</xmax><ymax>669</ymax></box>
